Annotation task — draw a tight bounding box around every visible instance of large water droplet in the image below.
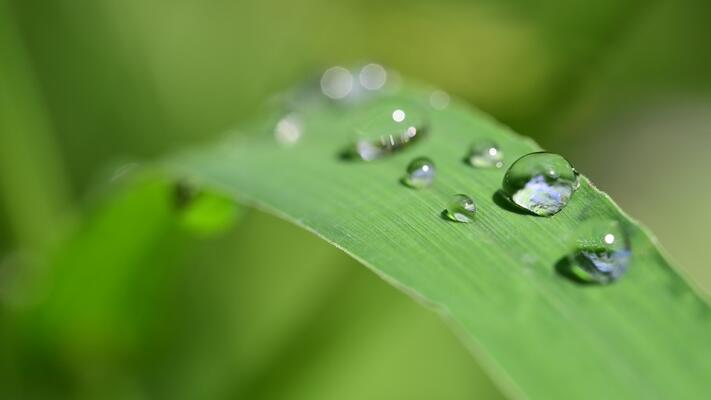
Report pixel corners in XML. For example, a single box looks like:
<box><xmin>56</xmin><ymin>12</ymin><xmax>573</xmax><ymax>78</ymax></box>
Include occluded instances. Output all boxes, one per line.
<box><xmin>567</xmin><ymin>219</ymin><xmax>631</xmax><ymax>284</ymax></box>
<box><xmin>274</xmin><ymin>113</ymin><xmax>302</xmax><ymax>145</ymax></box>
<box><xmin>502</xmin><ymin>152</ymin><xmax>579</xmax><ymax>216</ymax></box>
<box><xmin>444</xmin><ymin>194</ymin><xmax>477</xmax><ymax>223</ymax></box>
<box><xmin>345</xmin><ymin>100</ymin><xmax>427</xmax><ymax>161</ymax></box>
<box><xmin>468</xmin><ymin>140</ymin><xmax>504</xmax><ymax>168</ymax></box>
<box><xmin>402</xmin><ymin>157</ymin><xmax>435</xmax><ymax>188</ymax></box>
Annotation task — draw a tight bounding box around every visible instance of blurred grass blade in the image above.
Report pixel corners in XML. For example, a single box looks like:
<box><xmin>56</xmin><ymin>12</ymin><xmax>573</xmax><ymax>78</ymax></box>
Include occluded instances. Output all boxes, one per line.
<box><xmin>0</xmin><ymin>0</ymin><xmax>70</xmax><ymax>249</ymax></box>
<box><xmin>168</xmin><ymin>84</ymin><xmax>711</xmax><ymax>399</ymax></box>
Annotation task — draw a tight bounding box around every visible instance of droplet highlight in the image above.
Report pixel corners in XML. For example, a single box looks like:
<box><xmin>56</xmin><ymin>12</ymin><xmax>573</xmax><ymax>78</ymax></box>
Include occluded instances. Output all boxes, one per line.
<box><xmin>402</xmin><ymin>157</ymin><xmax>435</xmax><ymax>188</ymax></box>
<box><xmin>274</xmin><ymin>113</ymin><xmax>302</xmax><ymax>145</ymax></box>
<box><xmin>429</xmin><ymin>90</ymin><xmax>450</xmax><ymax>110</ymax></box>
<box><xmin>568</xmin><ymin>219</ymin><xmax>631</xmax><ymax>284</ymax></box>
<box><xmin>444</xmin><ymin>194</ymin><xmax>477</xmax><ymax>223</ymax></box>
<box><xmin>502</xmin><ymin>152</ymin><xmax>579</xmax><ymax>216</ymax></box>
<box><xmin>468</xmin><ymin>140</ymin><xmax>504</xmax><ymax>168</ymax></box>
<box><xmin>359</xmin><ymin>63</ymin><xmax>387</xmax><ymax>91</ymax></box>
<box><xmin>320</xmin><ymin>66</ymin><xmax>354</xmax><ymax>99</ymax></box>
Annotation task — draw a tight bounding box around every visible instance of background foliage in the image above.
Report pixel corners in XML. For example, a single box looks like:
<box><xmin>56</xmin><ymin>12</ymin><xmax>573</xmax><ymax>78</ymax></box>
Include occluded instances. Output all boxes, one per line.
<box><xmin>2</xmin><ymin>0</ymin><xmax>711</xmax><ymax>398</ymax></box>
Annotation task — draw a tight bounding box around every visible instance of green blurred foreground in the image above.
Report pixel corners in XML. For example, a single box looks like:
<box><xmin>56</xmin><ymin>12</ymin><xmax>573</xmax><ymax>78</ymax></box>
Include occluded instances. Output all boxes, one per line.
<box><xmin>1</xmin><ymin>0</ymin><xmax>711</xmax><ymax>398</ymax></box>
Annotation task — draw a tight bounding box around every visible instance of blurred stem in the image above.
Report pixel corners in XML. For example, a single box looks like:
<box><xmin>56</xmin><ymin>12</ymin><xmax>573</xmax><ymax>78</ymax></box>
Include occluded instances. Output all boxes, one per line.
<box><xmin>0</xmin><ymin>0</ymin><xmax>70</xmax><ymax>249</ymax></box>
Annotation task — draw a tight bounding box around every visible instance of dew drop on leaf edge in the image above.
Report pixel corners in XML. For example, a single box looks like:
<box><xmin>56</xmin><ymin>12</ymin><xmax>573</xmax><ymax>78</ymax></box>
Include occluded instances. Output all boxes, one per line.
<box><xmin>567</xmin><ymin>219</ymin><xmax>631</xmax><ymax>284</ymax></box>
<box><xmin>502</xmin><ymin>152</ymin><xmax>579</xmax><ymax>216</ymax></box>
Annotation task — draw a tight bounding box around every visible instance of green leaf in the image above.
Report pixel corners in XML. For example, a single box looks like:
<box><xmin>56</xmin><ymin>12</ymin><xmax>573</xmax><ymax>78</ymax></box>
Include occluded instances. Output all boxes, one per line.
<box><xmin>167</xmin><ymin>84</ymin><xmax>711</xmax><ymax>399</ymax></box>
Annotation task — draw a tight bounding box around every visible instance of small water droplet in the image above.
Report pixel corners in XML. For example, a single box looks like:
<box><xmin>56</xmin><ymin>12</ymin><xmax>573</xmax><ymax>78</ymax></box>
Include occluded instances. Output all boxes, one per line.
<box><xmin>320</xmin><ymin>66</ymin><xmax>354</xmax><ymax>99</ymax></box>
<box><xmin>568</xmin><ymin>219</ymin><xmax>631</xmax><ymax>284</ymax></box>
<box><xmin>274</xmin><ymin>113</ymin><xmax>302</xmax><ymax>145</ymax></box>
<box><xmin>502</xmin><ymin>152</ymin><xmax>579</xmax><ymax>216</ymax></box>
<box><xmin>468</xmin><ymin>140</ymin><xmax>504</xmax><ymax>168</ymax></box>
<box><xmin>402</xmin><ymin>157</ymin><xmax>435</xmax><ymax>188</ymax></box>
<box><xmin>345</xmin><ymin>100</ymin><xmax>427</xmax><ymax>161</ymax></box>
<box><xmin>444</xmin><ymin>194</ymin><xmax>477</xmax><ymax>223</ymax></box>
<box><xmin>359</xmin><ymin>63</ymin><xmax>387</xmax><ymax>90</ymax></box>
<box><xmin>429</xmin><ymin>90</ymin><xmax>450</xmax><ymax>110</ymax></box>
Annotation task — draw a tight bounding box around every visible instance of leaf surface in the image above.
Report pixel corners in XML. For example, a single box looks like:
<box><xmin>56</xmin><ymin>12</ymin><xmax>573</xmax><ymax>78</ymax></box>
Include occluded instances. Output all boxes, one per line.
<box><xmin>168</xmin><ymin>85</ymin><xmax>711</xmax><ymax>400</ymax></box>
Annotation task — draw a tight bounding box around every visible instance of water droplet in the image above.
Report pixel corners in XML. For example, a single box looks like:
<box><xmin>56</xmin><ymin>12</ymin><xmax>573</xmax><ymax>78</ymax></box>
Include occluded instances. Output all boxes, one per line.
<box><xmin>502</xmin><ymin>152</ymin><xmax>579</xmax><ymax>216</ymax></box>
<box><xmin>468</xmin><ymin>140</ymin><xmax>504</xmax><ymax>168</ymax></box>
<box><xmin>402</xmin><ymin>157</ymin><xmax>435</xmax><ymax>188</ymax></box>
<box><xmin>444</xmin><ymin>194</ymin><xmax>477</xmax><ymax>223</ymax></box>
<box><xmin>274</xmin><ymin>113</ymin><xmax>302</xmax><ymax>145</ymax></box>
<box><xmin>568</xmin><ymin>219</ymin><xmax>631</xmax><ymax>284</ymax></box>
<box><xmin>429</xmin><ymin>90</ymin><xmax>450</xmax><ymax>110</ymax></box>
<box><xmin>320</xmin><ymin>66</ymin><xmax>354</xmax><ymax>99</ymax></box>
<box><xmin>345</xmin><ymin>100</ymin><xmax>427</xmax><ymax>161</ymax></box>
<box><xmin>359</xmin><ymin>63</ymin><xmax>387</xmax><ymax>90</ymax></box>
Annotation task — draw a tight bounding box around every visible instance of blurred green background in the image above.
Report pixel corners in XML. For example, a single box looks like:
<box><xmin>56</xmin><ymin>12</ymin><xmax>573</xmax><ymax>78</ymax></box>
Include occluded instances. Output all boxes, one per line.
<box><xmin>1</xmin><ymin>0</ymin><xmax>710</xmax><ymax>398</ymax></box>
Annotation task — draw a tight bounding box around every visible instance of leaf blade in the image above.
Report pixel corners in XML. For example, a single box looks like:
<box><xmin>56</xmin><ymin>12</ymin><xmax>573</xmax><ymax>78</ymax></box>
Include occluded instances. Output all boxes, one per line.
<box><xmin>168</xmin><ymin>86</ymin><xmax>711</xmax><ymax>399</ymax></box>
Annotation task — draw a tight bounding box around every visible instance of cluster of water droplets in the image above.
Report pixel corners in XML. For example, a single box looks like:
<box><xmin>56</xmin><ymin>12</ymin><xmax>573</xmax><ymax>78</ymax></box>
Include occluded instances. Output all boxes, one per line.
<box><xmin>269</xmin><ymin>64</ymin><xmax>631</xmax><ymax>285</ymax></box>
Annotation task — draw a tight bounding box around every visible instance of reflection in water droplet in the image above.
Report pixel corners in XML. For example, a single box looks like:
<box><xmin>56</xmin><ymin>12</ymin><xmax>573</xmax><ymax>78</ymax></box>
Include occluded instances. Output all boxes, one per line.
<box><xmin>429</xmin><ymin>90</ymin><xmax>450</xmax><ymax>110</ymax></box>
<box><xmin>502</xmin><ymin>152</ymin><xmax>579</xmax><ymax>216</ymax></box>
<box><xmin>402</xmin><ymin>157</ymin><xmax>435</xmax><ymax>188</ymax></box>
<box><xmin>468</xmin><ymin>140</ymin><xmax>504</xmax><ymax>169</ymax></box>
<box><xmin>274</xmin><ymin>113</ymin><xmax>302</xmax><ymax>145</ymax></box>
<box><xmin>568</xmin><ymin>219</ymin><xmax>631</xmax><ymax>284</ymax></box>
<box><xmin>320</xmin><ymin>66</ymin><xmax>354</xmax><ymax>99</ymax></box>
<box><xmin>359</xmin><ymin>63</ymin><xmax>387</xmax><ymax>90</ymax></box>
<box><xmin>444</xmin><ymin>194</ymin><xmax>477</xmax><ymax>223</ymax></box>
<box><xmin>345</xmin><ymin>100</ymin><xmax>427</xmax><ymax>161</ymax></box>
<box><xmin>353</xmin><ymin>140</ymin><xmax>382</xmax><ymax>161</ymax></box>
